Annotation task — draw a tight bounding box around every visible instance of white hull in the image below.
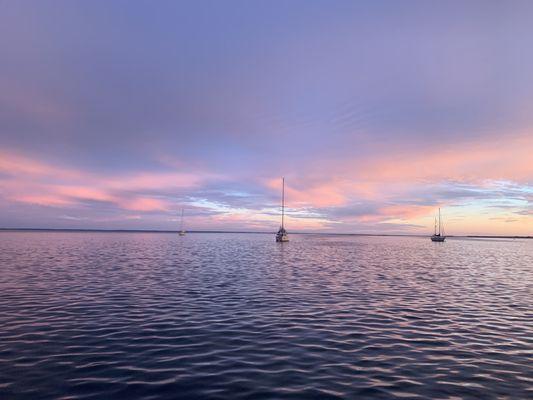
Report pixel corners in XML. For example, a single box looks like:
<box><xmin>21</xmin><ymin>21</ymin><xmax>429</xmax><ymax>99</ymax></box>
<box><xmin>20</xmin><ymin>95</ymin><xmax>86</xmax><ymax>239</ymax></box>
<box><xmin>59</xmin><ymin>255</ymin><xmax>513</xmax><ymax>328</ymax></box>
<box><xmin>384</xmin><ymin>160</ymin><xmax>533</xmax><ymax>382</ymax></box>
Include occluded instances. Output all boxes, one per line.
<box><xmin>431</xmin><ymin>235</ymin><xmax>445</xmax><ymax>242</ymax></box>
<box><xmin>276</xmin><ymin>234</ymin><xmax>289</xmax><ymax>242</ymax></box>
<box><xmin>179</xmin><ymin>231</ymin><xmax>186</xmax><ymax>236</ymax></box>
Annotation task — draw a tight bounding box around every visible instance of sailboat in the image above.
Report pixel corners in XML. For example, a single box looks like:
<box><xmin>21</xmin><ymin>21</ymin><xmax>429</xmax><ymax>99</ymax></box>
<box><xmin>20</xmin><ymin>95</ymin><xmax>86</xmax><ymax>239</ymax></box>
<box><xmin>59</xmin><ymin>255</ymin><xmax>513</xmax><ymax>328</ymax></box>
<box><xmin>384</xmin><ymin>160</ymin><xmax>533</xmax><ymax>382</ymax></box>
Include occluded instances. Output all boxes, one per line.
<box><xmin>275</xmin><ymin>177</ymin><xmax>289</xmax><ymax>242</ymax></box>
<box><xmin>431</xmin><ymin>208</ymin><xmax>445</xmax><ymax>242</ymax></box>
<box><xmin>178</xmin><ymin>208</ymin><xmax>186</xmax><ymax>236</ymax></box>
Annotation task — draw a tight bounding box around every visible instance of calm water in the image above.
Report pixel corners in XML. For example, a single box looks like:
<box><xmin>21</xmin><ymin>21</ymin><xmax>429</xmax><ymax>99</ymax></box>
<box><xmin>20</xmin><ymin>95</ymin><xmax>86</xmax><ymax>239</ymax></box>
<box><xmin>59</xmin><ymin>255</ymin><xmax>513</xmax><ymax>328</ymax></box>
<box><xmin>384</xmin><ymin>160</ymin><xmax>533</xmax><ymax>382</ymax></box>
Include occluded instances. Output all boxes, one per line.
<box><xmin>0</xmin><ymin>232</ymin><xmax>531</xmax><ymax>399</ymax></box>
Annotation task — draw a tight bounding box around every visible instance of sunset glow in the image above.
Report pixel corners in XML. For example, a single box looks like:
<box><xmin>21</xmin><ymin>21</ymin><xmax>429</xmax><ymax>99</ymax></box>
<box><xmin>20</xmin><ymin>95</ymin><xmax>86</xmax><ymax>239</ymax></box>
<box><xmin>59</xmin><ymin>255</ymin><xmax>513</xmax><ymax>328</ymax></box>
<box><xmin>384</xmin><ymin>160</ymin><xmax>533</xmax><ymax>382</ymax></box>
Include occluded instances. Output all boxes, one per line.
<box><xmin>0</xmin><ymin>1</ymin><xmax>531</xmax><ymax>235</ymax></box>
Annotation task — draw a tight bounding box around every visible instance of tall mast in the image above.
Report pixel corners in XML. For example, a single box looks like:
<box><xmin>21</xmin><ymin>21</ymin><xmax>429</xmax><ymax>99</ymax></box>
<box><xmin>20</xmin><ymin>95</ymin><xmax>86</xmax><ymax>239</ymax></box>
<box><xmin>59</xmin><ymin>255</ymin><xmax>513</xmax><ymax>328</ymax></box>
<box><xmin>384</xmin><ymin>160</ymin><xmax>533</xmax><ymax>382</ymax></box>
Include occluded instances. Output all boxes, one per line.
<box><xmin>438</xmin><ymin>208</ymin><xmax>441</xmax><ymax>235</ymax></box>
<box><xmin>434</xmin><ymin>217</ymin><xmax>437</xmax><ymax>235</ymax></box>
<box><xmin>281</xmin><ymin>177</ymin><xmax>285</xmax><ymax>229</ymax></box>
<box><xmin>180</xmin><ymin>208</ymin><xmax>184</xmax><ymax>231</ymax></box>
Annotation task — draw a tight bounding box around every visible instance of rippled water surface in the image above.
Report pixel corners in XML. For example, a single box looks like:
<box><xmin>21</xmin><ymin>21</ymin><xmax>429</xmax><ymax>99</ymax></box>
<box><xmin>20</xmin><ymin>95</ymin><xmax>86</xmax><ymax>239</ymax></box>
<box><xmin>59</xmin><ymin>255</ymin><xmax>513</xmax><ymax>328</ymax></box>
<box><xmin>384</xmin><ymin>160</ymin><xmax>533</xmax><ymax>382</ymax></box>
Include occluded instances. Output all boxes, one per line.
<box><xmin>0</xmin><ymin>232</ymin><xmax>532</xmax><ymax>399</ymax></box>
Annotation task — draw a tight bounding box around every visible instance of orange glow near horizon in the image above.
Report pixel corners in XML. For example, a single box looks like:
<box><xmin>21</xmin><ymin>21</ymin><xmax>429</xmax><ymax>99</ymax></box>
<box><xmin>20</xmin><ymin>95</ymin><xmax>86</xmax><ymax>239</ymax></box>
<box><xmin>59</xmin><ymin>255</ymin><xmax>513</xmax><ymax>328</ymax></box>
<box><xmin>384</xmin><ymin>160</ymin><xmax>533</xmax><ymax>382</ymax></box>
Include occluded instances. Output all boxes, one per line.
<box><xmin>0</xmin><ymin>140</ymin><xmax>531</xmax><ymax>236</ymax></box>
<box><xmin>1</xmin><ymin>2</ymin><xmax>532</xmax><ymax>236</ymax></box>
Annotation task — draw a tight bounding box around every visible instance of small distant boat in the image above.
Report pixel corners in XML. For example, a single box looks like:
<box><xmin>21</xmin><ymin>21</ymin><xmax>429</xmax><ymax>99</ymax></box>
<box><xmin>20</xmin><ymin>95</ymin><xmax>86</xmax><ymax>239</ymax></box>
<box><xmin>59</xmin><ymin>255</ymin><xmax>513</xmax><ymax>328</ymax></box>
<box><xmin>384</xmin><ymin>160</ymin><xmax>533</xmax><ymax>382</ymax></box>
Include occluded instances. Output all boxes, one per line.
<box><xmin>276</xmin><ymin>177</ymin><xmax>289</xmax><ymax>242</ymax></box>
<box><xmin>431</xmin><ymin>208</ymin><xmax>445</xmax><ymax>242</ymax></box>
<box><xmin>179</xmin><ymin>208</ymin><xmax>186</xmax><ymax>236</ymax></box>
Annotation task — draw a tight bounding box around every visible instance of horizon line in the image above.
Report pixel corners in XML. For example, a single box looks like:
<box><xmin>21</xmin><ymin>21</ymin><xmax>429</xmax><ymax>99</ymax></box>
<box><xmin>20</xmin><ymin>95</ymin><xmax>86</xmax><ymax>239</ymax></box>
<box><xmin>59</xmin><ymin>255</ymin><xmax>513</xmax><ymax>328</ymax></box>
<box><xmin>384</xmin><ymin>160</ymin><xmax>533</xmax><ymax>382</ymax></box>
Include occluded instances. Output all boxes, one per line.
<box><xmin>1</xmin><ymin>228</ymin><xmax>531</xmax><ymax>239</ymax></box>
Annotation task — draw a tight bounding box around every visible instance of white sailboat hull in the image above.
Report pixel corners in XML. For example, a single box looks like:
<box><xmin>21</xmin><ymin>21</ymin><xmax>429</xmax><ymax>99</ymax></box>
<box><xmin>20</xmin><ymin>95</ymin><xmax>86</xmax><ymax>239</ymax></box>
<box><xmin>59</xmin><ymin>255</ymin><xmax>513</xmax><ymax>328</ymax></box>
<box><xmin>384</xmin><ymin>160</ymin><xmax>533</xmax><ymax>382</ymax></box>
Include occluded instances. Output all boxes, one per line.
<box><xmin>276</xmin><ymin>233</ymin><xmax>289</xmax><ymax>242</ymax></box>
<box><xmin>431</xmin><ymin>235</ymin><xmax>445</xmax><ymax>242</ymax></box>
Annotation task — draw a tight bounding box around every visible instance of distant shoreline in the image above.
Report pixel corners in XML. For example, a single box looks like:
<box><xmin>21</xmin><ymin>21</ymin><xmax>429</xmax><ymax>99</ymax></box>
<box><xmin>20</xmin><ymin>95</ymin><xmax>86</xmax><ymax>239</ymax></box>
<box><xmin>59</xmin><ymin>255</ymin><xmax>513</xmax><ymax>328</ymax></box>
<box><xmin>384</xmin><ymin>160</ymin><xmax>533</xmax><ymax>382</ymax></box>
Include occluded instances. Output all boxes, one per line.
<box><xmin>0</xmin><ymin>228</ymin><xmax>531</xmax><ymax>239</ymax></box>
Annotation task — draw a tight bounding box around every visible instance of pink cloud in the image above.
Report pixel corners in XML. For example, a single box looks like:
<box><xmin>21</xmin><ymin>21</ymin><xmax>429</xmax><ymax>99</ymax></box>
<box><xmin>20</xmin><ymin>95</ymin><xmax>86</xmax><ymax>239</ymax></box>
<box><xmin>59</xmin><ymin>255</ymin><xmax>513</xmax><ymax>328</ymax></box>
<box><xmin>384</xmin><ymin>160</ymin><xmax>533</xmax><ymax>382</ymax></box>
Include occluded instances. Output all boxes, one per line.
<box><xmin>378</xmin><ymin>205</ymin><xmax>436</xmax><ymax>220</ymax></box>
<box><xmin>0</xmin><ymin>151</ymin><xmax>199</xmax><ymax>214</ymax></box>
<box><xmin>12</xmin><ymin>194</ymin><xmax>73</xmax><ymax>207</ymax></box>
<box><xmin>121</xmin><ymin>197</ymin><xmax>169</xmax><ymax>212</ymax></box>
<box><xmin>55</xmin><ymin>186</ymin><xmax>114</xmax><ymax>202</ymax></box>
<box><xmin>265</xmin><ymin>178</ymin><xmax>348</xmax><ymax>208</ymax></box>
<box><xmin>1</xmin><ymin>129</ymin><xmax>531</xmax><ymax>235</ymax></box>
<box><xmin>103</xmin><ymin>172</ymin><xmax>203</xmax><ymax>191</ymax></box>
<box><xmin>0</xmin><ymin>151</ymin><xmax>79</xmax><ymax>179</ymax></box>
<box><xmin>352</xmin><ymin>132</ymin><xmax>533</xmax><ymax>184</ymax></box>
<box><xmin>257</xmin><ymin>132</ymin><xmax>532</xmax><ymax>232</ymax></box>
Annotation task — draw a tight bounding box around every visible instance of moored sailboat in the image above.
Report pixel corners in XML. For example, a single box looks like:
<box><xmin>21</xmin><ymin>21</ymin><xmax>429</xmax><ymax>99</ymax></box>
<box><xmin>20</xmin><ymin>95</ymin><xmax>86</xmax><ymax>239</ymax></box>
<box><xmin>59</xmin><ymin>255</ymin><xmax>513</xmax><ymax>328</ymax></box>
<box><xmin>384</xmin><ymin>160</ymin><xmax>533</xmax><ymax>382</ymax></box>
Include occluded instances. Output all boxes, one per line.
<box><xmin>431</xmin><ymin>208</ymin><xmax>445</xmax><ymax>242</ymax></box>
<box><xmin>179</xmin><ymin>208</ymin><xmax>186</xmax><ymax>236</ymax></box>
<box><xmin>276</xmin><ymin>177</ymin><xmax>289</xmax><ymax>242</ymax></box>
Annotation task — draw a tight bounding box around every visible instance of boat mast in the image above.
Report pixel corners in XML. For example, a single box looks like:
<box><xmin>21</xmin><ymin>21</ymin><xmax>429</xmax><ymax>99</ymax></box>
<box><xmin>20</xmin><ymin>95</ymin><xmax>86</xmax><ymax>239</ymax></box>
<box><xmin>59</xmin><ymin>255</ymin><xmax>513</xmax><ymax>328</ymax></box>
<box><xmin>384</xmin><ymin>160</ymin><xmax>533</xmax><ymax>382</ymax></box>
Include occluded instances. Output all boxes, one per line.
<box><xmin>281</xmin><ymin>177</ymin><xmax>285</xmax><ymax>230</ymax></box>
<box><xmin>438</xmin><ymin>208</ymin><xmax>441</xmax><ymax>236</ymax></box>
<box><xmin>434</xmin><ymin>217</ymin><xmax>437</xmax><ymax>235</ymax></box>
<box><xmin>180</xmin><ymin>208</ymin><xmax>184</xmax><ymax>231</ymax></box>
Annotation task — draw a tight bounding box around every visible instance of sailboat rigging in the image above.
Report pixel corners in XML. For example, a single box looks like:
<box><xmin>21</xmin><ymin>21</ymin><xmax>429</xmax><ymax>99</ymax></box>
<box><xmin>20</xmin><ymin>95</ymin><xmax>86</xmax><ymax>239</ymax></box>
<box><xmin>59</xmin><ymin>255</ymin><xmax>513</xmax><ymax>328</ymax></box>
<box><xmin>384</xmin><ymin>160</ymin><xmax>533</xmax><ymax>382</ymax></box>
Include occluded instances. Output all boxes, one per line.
<box><xmin>431</xmin><ymin>208</ymin><xmax>445</xmax><ymax>242</ymax></box>
<box><xmin>276</xmin><ymin>177</ymin><xmax>289</xmax><ymax>242</ymax></box>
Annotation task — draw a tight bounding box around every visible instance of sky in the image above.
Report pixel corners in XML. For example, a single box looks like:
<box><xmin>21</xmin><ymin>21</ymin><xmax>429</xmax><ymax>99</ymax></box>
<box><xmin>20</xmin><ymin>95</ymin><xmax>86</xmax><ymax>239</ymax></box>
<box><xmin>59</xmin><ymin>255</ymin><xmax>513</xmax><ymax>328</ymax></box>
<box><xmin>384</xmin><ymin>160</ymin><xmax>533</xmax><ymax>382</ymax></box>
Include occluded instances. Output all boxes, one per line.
<box><xmin>0</xmin><ymin>0</ymin><xmax>532</xmax><ymax>235</ymax></box>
